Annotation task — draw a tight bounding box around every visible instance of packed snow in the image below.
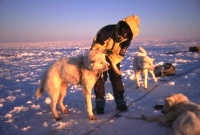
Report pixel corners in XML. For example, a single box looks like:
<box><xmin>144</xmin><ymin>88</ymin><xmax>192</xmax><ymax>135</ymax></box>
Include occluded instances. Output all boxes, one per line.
<box><xmin>1</xmin><ymin>38</ymin><xmax>200</xmax><ymax>135</ymax></box>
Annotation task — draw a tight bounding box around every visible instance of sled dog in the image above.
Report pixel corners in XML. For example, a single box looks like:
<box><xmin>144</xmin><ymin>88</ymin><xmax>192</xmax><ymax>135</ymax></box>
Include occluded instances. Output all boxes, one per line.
<box><xmin>142</xmin><ymin>93</ymin><xmax>200</xmax><ymax>135</ymax></box>
<box><xmin>133</xmin><ymin>46</ymin><xmax>157</xmax><ymax>89</ymax></box>
<box><xmin>36</xmin><ymin>50</ymin><xmax>110</xmax><ymax>121</ymax></box>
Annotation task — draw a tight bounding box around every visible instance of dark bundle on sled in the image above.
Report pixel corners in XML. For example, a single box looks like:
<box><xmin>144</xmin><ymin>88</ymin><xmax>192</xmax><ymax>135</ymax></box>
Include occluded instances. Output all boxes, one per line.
<box><xmin>189</xmin><ymin>46</ymin><xmax>200</xmax><ymax>52</ymax></box>
<box><xmin>154</xmin><ymin>104</ymin><xmax>164</xmax><ymax>110</ymax></box>
<box><xmin>154</xmin><ymin>63</ymin><xmax>175</xmax><ymax>77</ymax></box>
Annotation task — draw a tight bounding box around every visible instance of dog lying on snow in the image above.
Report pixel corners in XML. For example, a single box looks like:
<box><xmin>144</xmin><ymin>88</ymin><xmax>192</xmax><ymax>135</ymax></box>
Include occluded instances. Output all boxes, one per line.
<box><xmin>133</xmin><ymin>46</ymin><xmax>157</xmax><ymax>89</ymax></box>
<box><xmin>142</xmin><ymin>93</ymin><xmax>200</xmax><ymax>135</ymax></box>
<box><xmin>36</xmin><ymin>50</ymin><xmax>110</xmax><ymax>121</ymax></box>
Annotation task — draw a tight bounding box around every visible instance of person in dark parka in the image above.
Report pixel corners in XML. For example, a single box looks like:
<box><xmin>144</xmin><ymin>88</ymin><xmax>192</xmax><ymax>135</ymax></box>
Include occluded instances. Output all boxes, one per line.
<box><xmin>90</xmin><ymin>15</ymin><xmax>140</xmax><ymax>114</ymax></box>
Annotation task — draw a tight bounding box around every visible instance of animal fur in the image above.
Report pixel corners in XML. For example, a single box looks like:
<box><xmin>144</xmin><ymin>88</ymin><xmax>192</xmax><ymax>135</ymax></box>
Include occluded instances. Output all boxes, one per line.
<box><xmin>142</xmin><ymin>93</ymin><xmax>200</xmax><ymax>135</ymax></box>
<box><xmin>133</xmin><ymin>46</ymin><xmax>157</xmax><ymax>89</ymax></box>
<box><xmin>36</xmin><ymin>50</ymin><xmax>110</xmax><ymax>121</ymax></box>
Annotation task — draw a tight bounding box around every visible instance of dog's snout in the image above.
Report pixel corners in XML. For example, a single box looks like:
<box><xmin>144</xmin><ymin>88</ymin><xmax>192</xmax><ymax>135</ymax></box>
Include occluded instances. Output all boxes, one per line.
<box><xmin>161</xmin><ymin>109</ymin><xmax>167</xmax><ymax>114</ymax></box>
<box><xmin>150</xmin><ymin>65</ymin><xmax>155</xmax><ymax>71</ymax></box>
<box><xmin>161</xmin><ymin>110</ymin><xmax>164</xmax><ymax>114</ymax></box>
<box><xmin>102</xmin><ymin>62</ymin><xmax>110</xmax><ymax>71</ymax></box>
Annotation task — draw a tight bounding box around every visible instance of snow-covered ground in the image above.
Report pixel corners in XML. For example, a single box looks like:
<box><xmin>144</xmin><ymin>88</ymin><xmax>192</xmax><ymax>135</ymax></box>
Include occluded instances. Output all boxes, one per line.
<box><xmin>1</xmin><ymin>38</ymin><xmax>200</xmax><ymax>135</ymax></box>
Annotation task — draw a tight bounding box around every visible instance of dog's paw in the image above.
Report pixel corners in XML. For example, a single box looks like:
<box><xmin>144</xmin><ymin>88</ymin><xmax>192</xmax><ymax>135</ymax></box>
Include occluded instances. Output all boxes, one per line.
<box><xmin>62</xmin><ymin>109</ymin><xmax>69</xmax><ymax>114</ymax></box>
<box><xmin>144</xmin><ymin>87</ymin><xmax>148</xmax><ymax>90</ymax></box>
<box><xmin>135</xmin><ymin>86</ymin><xmax>140</xmax><ymax>89</ymax></box>
<box><xmin>141</xmin><ymin>115</ymin><xmax>151</xmax><ymax>121</ymax></box>
<box><xmin>89</xmin><ymin>115</ymin><xmax>97</xmax><ymax>120</ymax></box>
<box><xmin>55</xmin><ymin>117</ymin><xmax>62</xmax><ymax>121</ymax></box>
<box><xmin>154</xmin><ymin>78</ymin><xmax>158</xmax><ymax>83</ymax></box>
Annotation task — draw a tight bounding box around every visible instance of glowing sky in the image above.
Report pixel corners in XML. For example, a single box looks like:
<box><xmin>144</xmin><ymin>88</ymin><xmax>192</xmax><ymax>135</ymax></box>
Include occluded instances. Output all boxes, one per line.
<box><xmin>0</xmin><ymin>0</ymin><xmax>200</xmax><ymax>42</ymax></box>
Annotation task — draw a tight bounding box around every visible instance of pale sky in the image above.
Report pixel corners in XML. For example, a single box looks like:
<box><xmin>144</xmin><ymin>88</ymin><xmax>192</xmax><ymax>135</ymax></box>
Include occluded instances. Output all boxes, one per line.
<box><xmin>0</xmin><ymin>0</ymin><xmax>200</xmax><ymax>42</ymax></box>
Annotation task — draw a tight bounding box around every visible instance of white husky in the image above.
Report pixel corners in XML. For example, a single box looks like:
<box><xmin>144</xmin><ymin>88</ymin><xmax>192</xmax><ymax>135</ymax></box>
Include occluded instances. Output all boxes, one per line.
<box><xmin>133</xmin><ymin>46</ymin><xmax>157</xmax><ymax>89</ymax></box>
<box><xmin>36</xmin><ymin>50</ymin><xmax>110</xmax><ymax>121</ymax></box>
<box><xmin>142</xmin><ymin>93</ymin><xmax>200</xmax><ymax>135</ymax></box>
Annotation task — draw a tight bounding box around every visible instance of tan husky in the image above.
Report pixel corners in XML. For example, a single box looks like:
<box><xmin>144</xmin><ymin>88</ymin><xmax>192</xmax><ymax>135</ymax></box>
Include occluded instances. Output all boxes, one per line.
<box><xmin>133</xmin><ymin>46</ymin><xmax>157</xmax><ymax>89</ymax></box>
<box><xmin>36</xmin><ymin>50</ymin><xmax>110</xmax><ymax>121</ymax></box>
<box><xmin>142</xmin><ymin>93</ymin><xmax>200</xmax><ymax>135</ymax></box>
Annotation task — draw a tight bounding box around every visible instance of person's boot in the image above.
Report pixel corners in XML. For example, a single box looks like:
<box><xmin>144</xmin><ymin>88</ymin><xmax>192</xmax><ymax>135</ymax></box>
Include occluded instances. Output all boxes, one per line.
<box><xmin>115</xmin><ymin>98</ymin><xmax>127</xmax><ymax>111</ymax></box>
<box><xmin>95</xmin><ymin>98</ymin><xmax>105</xmax><ymax>114</ymax></box>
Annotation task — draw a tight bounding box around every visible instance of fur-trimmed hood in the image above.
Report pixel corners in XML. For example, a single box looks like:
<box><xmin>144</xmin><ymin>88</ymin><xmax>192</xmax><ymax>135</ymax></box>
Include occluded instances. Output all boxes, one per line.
<box><xmin>121</xmin><ymin>15</ymin><xmax>140</xmax><ymax>39</ymax></box>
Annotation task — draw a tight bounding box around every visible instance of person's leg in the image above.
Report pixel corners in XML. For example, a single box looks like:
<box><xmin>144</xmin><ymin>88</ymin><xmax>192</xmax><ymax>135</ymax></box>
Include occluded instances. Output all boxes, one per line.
<box><xmin>94</xmin><ymin>71</ymin><xmax>107</xmax><ymax>114</ymax></box>
<box><xmin>109</xmin><ymin>63</ymin><xmax>127</xmax><ymax>111</ymax></box>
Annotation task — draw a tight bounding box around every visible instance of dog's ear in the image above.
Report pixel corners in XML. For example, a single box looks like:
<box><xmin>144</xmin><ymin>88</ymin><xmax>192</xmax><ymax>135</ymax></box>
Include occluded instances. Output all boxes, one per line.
<box><xmin>166</xmin><ymin>97</ymin><xmax>173</xmax><ymax>102</ymax></box>
<box><xmin>151</xmin><ymin>58</ymin><xmax>155</xmax><ymax>61</ymax></box>
<box><xmin>89</xmin><ymin>60</ymin><xmax>95</xmax><ymax>66</ymax></box>
<box><xmin>166</xmin><ymin>97</ymin><xmax>175</xmax><ymax>105</ymax></box>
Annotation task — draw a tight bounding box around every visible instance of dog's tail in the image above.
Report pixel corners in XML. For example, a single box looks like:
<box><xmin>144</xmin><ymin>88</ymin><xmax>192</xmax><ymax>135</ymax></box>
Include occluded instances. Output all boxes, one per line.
<box><xmin>138</xmin><ymin>46</ymin><xmax>147</xmax><ymax>56</ymax></box>
<box><xmin>36</xmin><ymin>72</ymin><xmax>46</xmax><ymax>98</ymax></box>
<box><xmin>36</xmin><ymin>88</ymin><xmax>44</xmax><ymax>98</ymax></box>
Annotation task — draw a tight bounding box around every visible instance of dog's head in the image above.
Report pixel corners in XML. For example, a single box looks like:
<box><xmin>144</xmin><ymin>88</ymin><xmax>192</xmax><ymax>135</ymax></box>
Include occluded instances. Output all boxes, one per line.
<box><xmin>143</xmin><ymin>56</ymin><xmax>155</xmax><ymax>71</ymax></box>
<box><xmin>161</xmin><ymin>93</ymin><xmax>189</xmax><ymax>114</ymax></box>
<box><xmin>83</xmin><ymin>50</ymin><xmax>110</xmax><ymax>72</ymax></box>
